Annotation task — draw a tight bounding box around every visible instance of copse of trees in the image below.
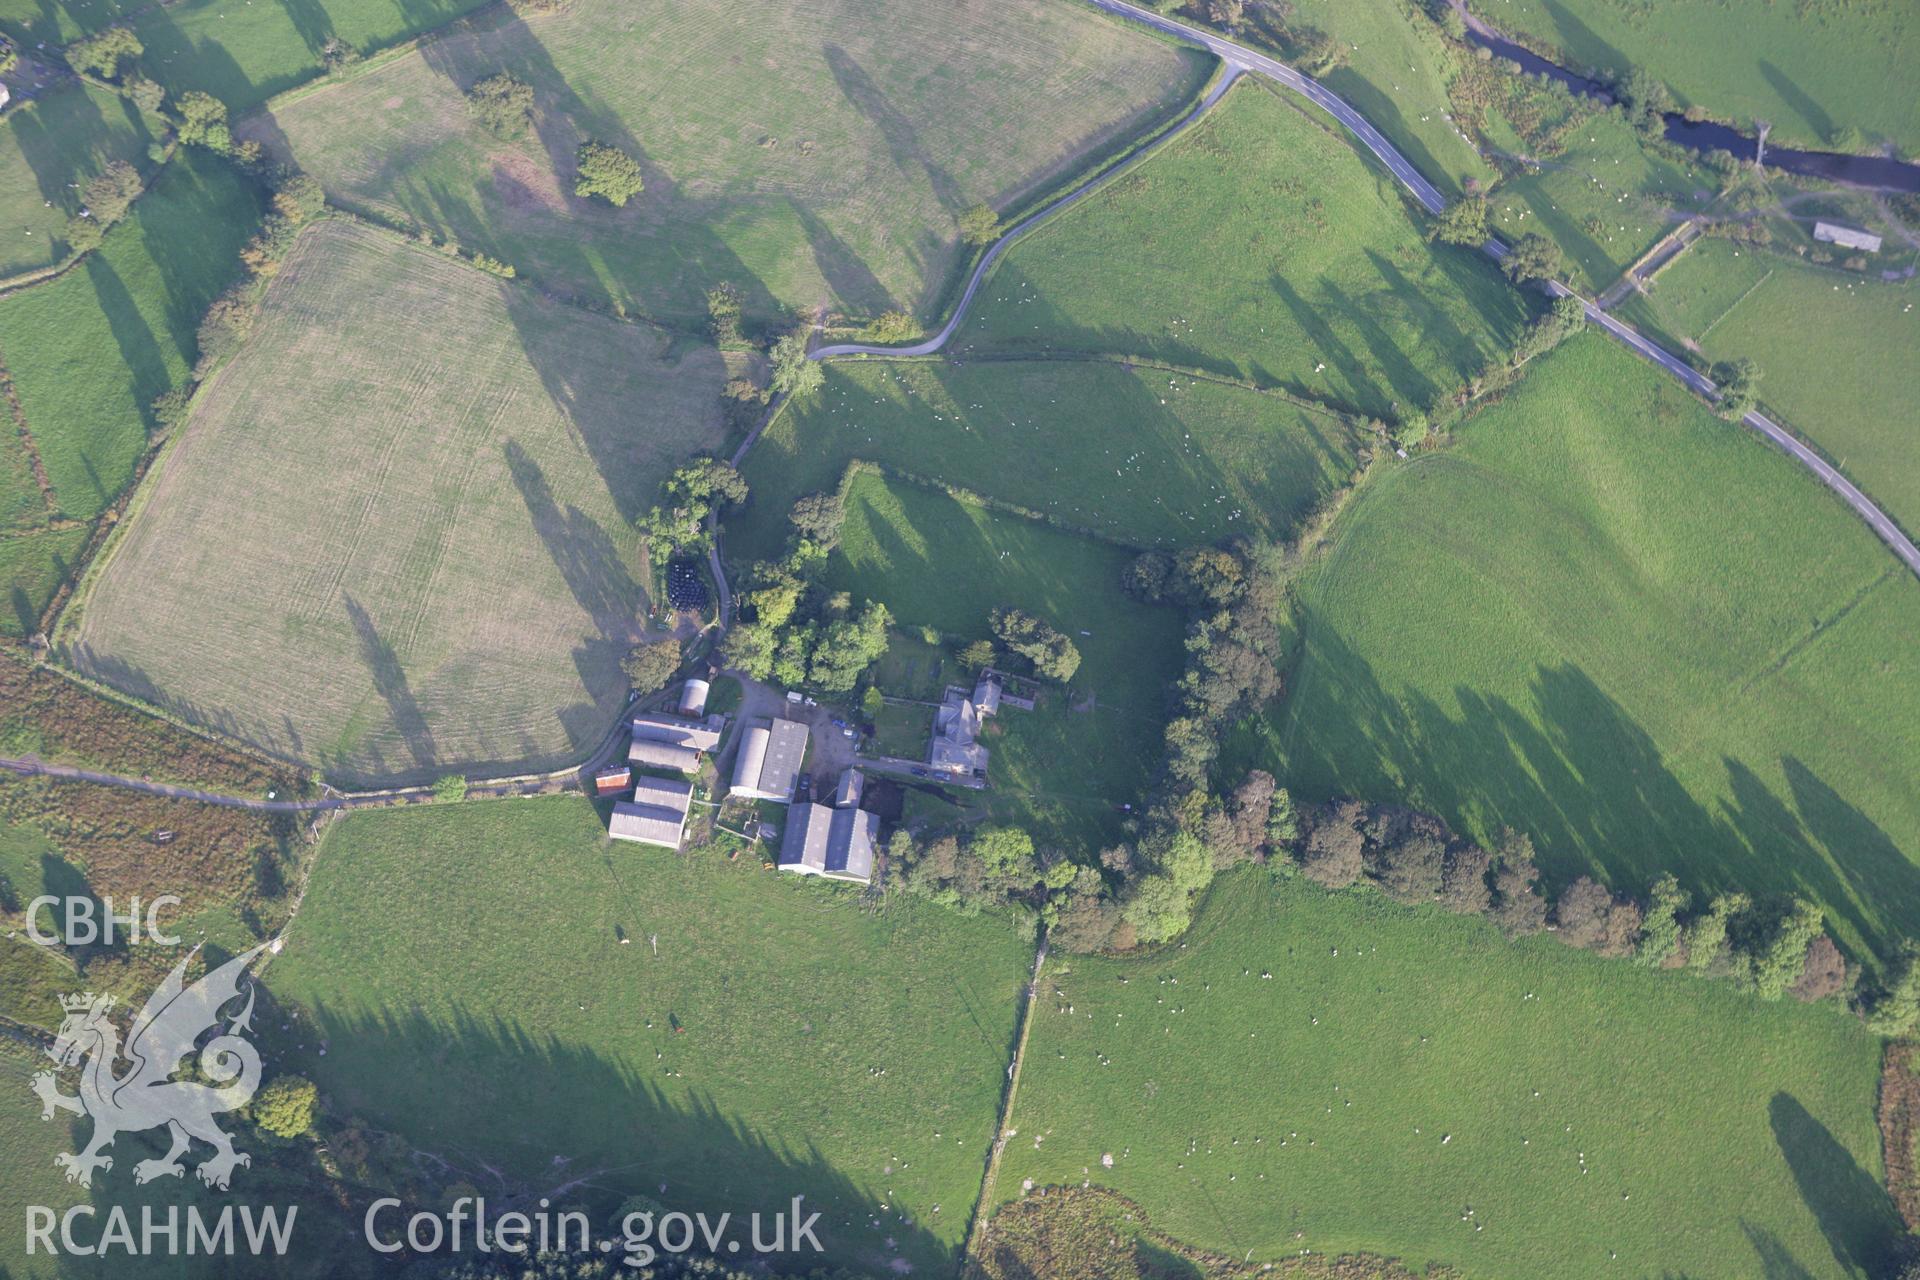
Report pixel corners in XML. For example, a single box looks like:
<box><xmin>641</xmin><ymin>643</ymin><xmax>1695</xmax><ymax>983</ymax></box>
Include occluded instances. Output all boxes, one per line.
<box><xmin>634</xmin><ymin>458</ymin><xmax>747</xmax><ymax>558</ymax></box>
<box><xmin>720</xmin><ymin>475</ymin><xmax>892</xmax><ymax>696</ymax></box>
<box><xmin>1712</xmin><ymin>356</ymin><xmax>1761</xmax><ymax>420</ymax></box>
<box><xmin>1427</xmin><ymin>195</ymin><xmax>1490</xmax><ymax>247</ymax></box>
<box><xmin>1501</xmin><ymin>231</ymin><xmax>1564</xmax><ymax>284</ymax></box>
<box><xmin>989</xmin><ymin>607</ymin><xmax>1081</xmax><ymax>683</ymax></box>
<box><xmin>622</xmin><ymin>637</ymin><xmax>681</xmax><ymax>694</ymax></box>
<box><xmin>574</xmin><ymin>141</ymin><xmax>644</xmax><ymax>206</ymax></box>
<box><xmin>64</xmin><ymin>161</ymin><xmax>143</xmax><ymax>254</ymax></box>
<box><xmin>769</xmin><ymin>327</ymin><xmax>823</xmax><ymax>398</ymax></box>
<box><xmin>175</xmin><ymin>91</ymin><xmax>258</xmax><ymax>162</ymax></box>
<box><xmin>466</xmin><ymin>73</ymin><xmax>535</xmax><ymax>139</ymax></box>
<box><xmin>66</xmin><ymin>25</ymin><xmax>141</xmax><ymax>79</ymax></box>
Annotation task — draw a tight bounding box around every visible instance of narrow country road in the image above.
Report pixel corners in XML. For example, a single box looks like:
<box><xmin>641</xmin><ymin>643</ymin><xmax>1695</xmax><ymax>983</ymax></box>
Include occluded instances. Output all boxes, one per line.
<box><xmin>812</xmin><ymin>64</ymin><xmax>1245</xmax><ymax>360</ymax></box>
<box><xmin>810</xmin><ymin>0</ymin><xmax>1920</xmax><ymax>584</ymax></box>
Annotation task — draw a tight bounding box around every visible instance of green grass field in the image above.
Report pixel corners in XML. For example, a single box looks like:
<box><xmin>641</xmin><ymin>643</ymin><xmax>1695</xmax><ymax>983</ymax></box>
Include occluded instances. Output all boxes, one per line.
<box><xmin>957</xmin><ymin>80</ymin><xmax>1532</xmax><ymax>420</ymax></box>
<box><xmin>0</xmin><ymin>527</ymin><xmax>88</xmax><ymax>635</ymax></box>
<box><xmin>1491</xmin><ymin>0</ymin><xmax>1920</xmax><ymax>153</ymax></box>
<box><xmin>735</xmin><ymin>358</ymin><xmax>1360</xmax><ymax>564</ymax></box>
<box><xmin>825</xmin><ymin>471</ymin><xmax>1186</xmax><ymax>851</ymax></box>
<box><xmin>0</xmin><ymin>148</ymin><xmax>262</xmax><ymax>523</ymax></box>
<box><xmin>129</xmin><ymin>0</ymin><xmax>494</xmax><ymax>111</ymax></box>
<box><xmin>0</xmin><ymin>83</ymin><xmax>162</xmax><ymax>277</ymax></box>
<box><xmin>998</xmin><ymin>869</ymin><xmax>1896</xmax><ymax>1280</ymax></box>
<box><xmin>1290</xmin><ymin>0</ymin><xmax>1493</xmax><ymax>199</ymax></box>
<box><xmin>1619</xmin><ymin>238</ymin><xmax>1920</xmax><ymax>536</ymax></box>
<box><xmin>66</xmin><ymin>217</ymin><xmax>726</xmax><ymax>786</ymax></box>
<box><xmin>246</xmin><ymin>0</ymin><xmax>1210</xmax><ymax>325</ymax></box>
<box><xmin>0</xmin><ymin>149</ymin><xmax>261</xmax><ymax>635</ymax></box>
<box><xmin>267</xmin><ymin>795</ymin><xmax>1036</xmax><ymax>1276</ymax></box>
<box><xmin>1486</xmin><ymin>110</ymin><xmax>1719</xmax><ymax>293</ymax></box>
<box><xmin>1232</xmin><ymin>334</ymin><xmax>1920</xmax><ymax>965</ymax></box>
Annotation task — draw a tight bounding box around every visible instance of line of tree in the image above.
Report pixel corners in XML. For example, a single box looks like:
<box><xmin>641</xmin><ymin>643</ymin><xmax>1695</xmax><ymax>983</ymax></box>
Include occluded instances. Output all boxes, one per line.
<box><xmin>1279</xmin><ymin>793</ymin><xmax>1877</xmax><ymax>1008</ymax></box>
<box><xmin>1031</xmin><ymin>542</ymin><xmax>1289</xmax><ymax>951</ymax></box>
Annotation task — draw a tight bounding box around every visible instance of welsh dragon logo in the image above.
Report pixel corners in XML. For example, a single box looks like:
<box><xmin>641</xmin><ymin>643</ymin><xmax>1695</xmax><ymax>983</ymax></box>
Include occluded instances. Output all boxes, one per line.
<box><xmin>31</xmin><ymin>944</ymin><xmax>267</xmax><ymax>1190</ymax></box>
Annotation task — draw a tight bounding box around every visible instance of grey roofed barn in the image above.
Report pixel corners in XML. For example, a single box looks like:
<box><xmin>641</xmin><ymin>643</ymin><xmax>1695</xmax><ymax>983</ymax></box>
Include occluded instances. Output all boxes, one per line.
<box><xmin>609</xmin><ymin>775</ymin><xmax>694</xmax><ymax>849</ymax></box>
<box><xmin>730</xmin><ymin>716</ymin><xmax>809</xmax><ymax>801</ymax></box>
<box><xmin>628</xmin><ymin>738</ymin><xmax>702</xmax><ymax>772</ymax></box>
<box><xmin>631</xmin><ymin>711</ymin><xmax>724</xmax><ymax>752</ymax></box>
<box><xmin>1812</xmin><ymin>221</ymin><xmax>1882</xmax><ymax>253</ymax></box>
<box><xmin>777</xmin><ymin>802</ymin><xmax>878</xmax><ymax>883</ymax></box>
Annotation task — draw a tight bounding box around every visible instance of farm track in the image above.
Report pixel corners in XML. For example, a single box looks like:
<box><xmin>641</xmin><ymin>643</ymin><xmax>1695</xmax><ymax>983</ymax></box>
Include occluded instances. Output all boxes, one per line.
<box><xmin>815</xmin><ymin>0</ymin><xmax>1920</xmax><ymax>584</ymax></box>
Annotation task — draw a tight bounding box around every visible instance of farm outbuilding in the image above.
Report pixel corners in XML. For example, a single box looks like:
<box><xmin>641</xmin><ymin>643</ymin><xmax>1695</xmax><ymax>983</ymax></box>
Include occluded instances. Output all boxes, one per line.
<box><xmin>1813</xmin><ymin>221</ymin><xmax>1883</xmax><ymax>253</ymax></box>
<box><xmin>627</xmin><ymin>709</ymin><xmax>726</xmax><ymax>773</ymax></box>
<box><xmin>777</xmin><ymin>803</ymin><xmax>878</xmax><ymax>883</ymax></box>
<box><xmin>593</xmin><ymin>766</ymin><xmax>632</xmax><ymax>795</ymax></box>
<box><xmin>730</xmin><ymin>717</ymin><xmax>809</xmax><ymax>802</ymax></box>
<box><xmin>609</xmin><ymin>775</ymin><xmax>695</xmax><ymax>849</ymax></box>
<box><xmin>679</xmin><ymin>679</ymin><xmax>710</xmax><ymax>717</ymax></box>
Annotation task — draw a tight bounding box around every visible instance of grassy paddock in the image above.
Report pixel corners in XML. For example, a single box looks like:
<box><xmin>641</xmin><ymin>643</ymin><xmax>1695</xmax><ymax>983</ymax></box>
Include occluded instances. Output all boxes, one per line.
<box><xmin>65</xmin><ymin>218</ymin><xmax>725</xmax><ymax>786</ymax></box>
<box><xmin>1492</xmin><ymin>0</ymin><xmax>1920</xmax><ymax>153</ymax></box>
<box><xmin>0</xmin><ymin>148</ymin><xmax>263</xmax><ymax>523</ymax></box>
<box><xmin>736</xmin><ymin>358</ymin><xmax>1360</xmax><ymax>564</ymax></box>
<box><xmin>825</xmin><ymin>470</ymin><xmax>1186</xmax><ymax>851</ymax></box>
<box><xmin>1486</xmin><ymin>111</ymin><xmax>1719</xmax><ymax>293</ymax></box>
<box><xmin>1622</xmin><ymin>237</ymin><xmax>1920</xmax><ymax>535</ymax></box>
<box><xmin>1236</xmin><ymin>334</ymin><xmax>1920</xmax><ymax>964</ymax></box>
<box><xmin>999</xmin><ymin>869</ymin><xmax>1894</xmax><ymax>1280</ymax></box>
<box><xmin>0</xmin><ymin>149</ymin><xmax>262</xmax><ymax>633</ymax></box>
<box><xmin>267</xmin><ymin>796</ymin><xmax>1036</xmax><ymax>1276</ymax></box>
<box><xmin>246</xmin><ymin>0</ymin><xmax>1210</xmax><ymax>324</ymax></box>
<box><xmin>0</xmin><ymin>83</ymin><xmax>162</xmax><ymax>278</ymax></box>
<box><xmin>957</xmin><ymin>80</ymin><xmax>1532</xmax><ymax>420</ymax></box>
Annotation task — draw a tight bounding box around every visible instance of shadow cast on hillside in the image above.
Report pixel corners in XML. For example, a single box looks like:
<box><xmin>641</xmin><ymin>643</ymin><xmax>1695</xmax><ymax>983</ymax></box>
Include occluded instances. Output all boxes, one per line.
<box><xmin>1258</xmin><ymin>618</ymin><xmax>1920</xmax><ymax>965</ymax></box>
<box><xmin>282</xmin><ymin>999</ymin><xmax>953</xmax><ymax>1275</ymax></box>
<box><xmin>1769</xmin><ymin>1093</ymin><xmax>1906</xmax><ymax>1279</ymax></box>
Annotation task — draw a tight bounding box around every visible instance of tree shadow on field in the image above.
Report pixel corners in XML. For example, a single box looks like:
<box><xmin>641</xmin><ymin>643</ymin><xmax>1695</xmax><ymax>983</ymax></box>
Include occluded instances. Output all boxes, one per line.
<box><xmin>1319</xmin><ymin>63</ymin><xmax>1460</xmax><ymax>200</ymax></box>
<box><xmin>1534</xmin><ymin>0</ymin><xmax>1630</xmax><ymax>82</ymax></box>
<box><xmin>399</xmin><ymin>8</ymin><xmax>787</xmax><ymax>325</ymax></box>
<box><xmin>1258</xmin><ymin>618</ymin><xmax>1920</xmax><ymax>966</ymax></box>
<box><xmin>1757</xmin><ymin>62</ymin><xmax>1836</xmax><ymax>147</ymax></box>
<box><xmin>1740</xmin><ymin>1222</ymin><xmax>1818</xmax><ymax>1280</ymax></box>
<box><xmin>282</xmin><ymin>1000</ymin><xmax>955</xmax><ymax>1276</ymax></box>
<box><xmin>1269</xmin><ymin>272</ymin><xmax>1387</xmax><ymax>417</ymax></box>
<box><xmin>822</xmin><ymin>42</ymin><xmax>963</xmax><ymax>219</ymax></box>
<box><xmin>503</xmin><ymin>440</ymin><xmax>639</xmax><ymax>643</ymax></box>
<box><xmin>78</xmin><ymin>254</ymin><xmax>167</xmax><ymax>506</ymax></box>
<box><xmin>1768</xmin><ymin>1093</ymin><xmax>1906</xmax><ymax>1278</ymax></box>
<box><xmin>503</xmin><ymin>440</ymin><xmax>642</xmax><ymax>751</ymax></box>
<box><xmin>344</xmin><ymin>592</ymin><xmax>436</xmax><ymax>773</ymax></box>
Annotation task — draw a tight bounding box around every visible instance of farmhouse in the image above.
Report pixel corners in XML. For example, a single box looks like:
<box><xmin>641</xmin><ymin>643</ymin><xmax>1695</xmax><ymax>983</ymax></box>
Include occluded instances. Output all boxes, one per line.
<box><xmin>730</xmin><ymin>717</ymin><xmax>810</xmax><ymax>802</ymax></box>
<box><xmin>629</xmin><ymin>708</ymin><xmax>725</xmax><ymax>773</ymax></box>
<box><xmin>778</xmin><ymin>769</ymin><xmax>877</xmax><ymax>883</ymax></box>
<box><xmin>609</xmin><ymin>775</ymin><xmax>695</xmax><ymax>849</ymax></box>
<box><xmin>930</xmin><ymin>676</ymin><xmax>1001</xmax><ymax>777</ymax></box>
<box><xmin>1813</xmin><ymin>221</ymin><xmax>1883</xmax><ymax>253</ymax></box>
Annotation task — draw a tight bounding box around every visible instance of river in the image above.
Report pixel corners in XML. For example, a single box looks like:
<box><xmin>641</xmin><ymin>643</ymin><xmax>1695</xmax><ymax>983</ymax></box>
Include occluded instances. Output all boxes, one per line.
<box><xmin>1460</xmin><ymin>22</ymin><xmax>1920</xmax><ymax>193</ymax></box>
